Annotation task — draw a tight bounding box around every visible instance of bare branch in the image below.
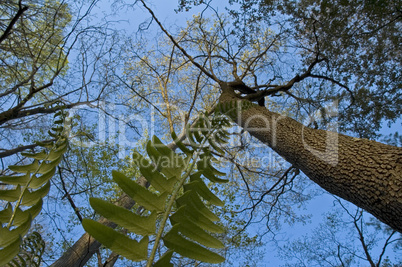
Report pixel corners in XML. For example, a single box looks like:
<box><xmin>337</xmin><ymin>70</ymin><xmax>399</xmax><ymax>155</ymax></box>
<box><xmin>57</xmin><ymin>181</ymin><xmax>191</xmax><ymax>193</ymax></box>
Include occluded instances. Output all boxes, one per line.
<box><xmin>0</xmin><ymin>3</ymin><xmax>29</xmax><ymax>44</ymax></box>
<box><xmin>0</xmin><ymin>139</ymin><xmax>55</xmax><ymax>159</ymax></box>
<box><xmin>140</xmin><ymin>0</ymin><xmax>220</xmax><ymax>83</ymax></box>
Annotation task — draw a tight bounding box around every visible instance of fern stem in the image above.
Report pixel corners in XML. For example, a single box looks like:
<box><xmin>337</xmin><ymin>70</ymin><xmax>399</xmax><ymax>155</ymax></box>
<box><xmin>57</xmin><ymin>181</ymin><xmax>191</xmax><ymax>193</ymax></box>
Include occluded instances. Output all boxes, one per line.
<box><xmin>6</xmin><ymin>115</ymin><xmax>66</xmax><ymax>229</ymax></box>
<box><xmin>146</xmin><ymin>151</ymin><xmax>199</xmax><ymax>266</ymax></box>
<box><xmin>6</xmin><ymin>137</ymin><xmax>63</xmax><ymax>229</ymax></box>
<box><xmin>147</xmin><ymin>124</ymin><xmax>216</xmax><ymax>266</ymax></box>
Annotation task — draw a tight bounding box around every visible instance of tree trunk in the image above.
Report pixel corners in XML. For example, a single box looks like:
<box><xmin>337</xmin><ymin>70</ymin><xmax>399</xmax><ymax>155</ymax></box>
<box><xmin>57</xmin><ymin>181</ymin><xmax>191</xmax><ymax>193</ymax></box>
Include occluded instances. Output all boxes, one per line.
<box><xmin>219</xmin><ymin>85</ymin><xmax>402</xmax><ymax>233</ymax></box>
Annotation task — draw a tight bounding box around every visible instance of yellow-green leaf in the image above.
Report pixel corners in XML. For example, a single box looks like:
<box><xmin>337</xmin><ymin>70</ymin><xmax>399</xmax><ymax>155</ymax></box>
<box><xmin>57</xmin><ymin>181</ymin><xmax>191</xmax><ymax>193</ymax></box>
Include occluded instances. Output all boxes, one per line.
<box><xmin>0</xmin><ymin>236</ymin><xmax>21</xmax><ymax>266</ymax></box>
<box><xmin>163</xmin><ymin>225</ymin><xmax>225</xmax><ymax>264</ymax></box>
<box><xmin>30</xmin><ymin>167</ymin><xmax>56</xmax><ymax>189</ymax></box>
<box><xmin>21</xmin><ymin>150</ymin><xmax>47</xmax><ymax>160</ymax></box>
<box><xmin>0</xmin><ymin>186</ymin><xmax>21</xmax><ymax>202</ymax></box>
<box><xmin>140</xmin><ymin>165</ymin><xmax>176</xmax><ymax>193</ymax></box>
<box><xmin>0</xmin><ymin>174</ymin><xmax>30</xmax><ymax>186</ymax></box>
<box><xmin>8</xmin><ymin>161</ymin><xmax>39</xmax><ymax>174</ymax></box>
<box><xmin>171</xmin><ymin>206</ymin><xmax>224</xmax><ymax>234</ymax></box>
<box><xmin>82</xmin><ymin>219</ymin><xmax>148</xmax><ymax>261</ymax></box>
<box><xmin>21</xmin><ymin>182</ymin><xmax>50</xmax><ymax>206</ymax></box>
<box><xmin>169</xmin><ymin>216</ymin><xmax>224</xmax><ymax>249</ymax></box>
<box><xmin>171</xmin><ymin>131</ymin><xmax>192</xmax><ymax>156</ymax></box>
<box><xmin>185</xmin><ymin>178</ymin><xmax>224</xmax><ymax>206</ymax></box>
<box><xmin>0</xmin><ymin>199</ymin><xmax>42</xmax><ymax>226</ymax></box>
<box><xmin>112</xmin><ymin>171</ymin><xmax>167</xmax><ymax>211</ymax></box>
<box><xmin>89</xmin><ymin>198</ymin><xmax>156</xmax><ymax>235</ymax></box>
<box><xmin>176</xmin><ymin>190</ymin><xmax>219</xmax><ymax>221</ymax></box>
<box><xmin>153</xmin><ymin>250</ymin><xmax>174</xmax><ymax>267</ymax></box>
<box><xmin>0</xmin><ymin>215</ymin><xmax>31</xmax><ymax>247</ymax></box>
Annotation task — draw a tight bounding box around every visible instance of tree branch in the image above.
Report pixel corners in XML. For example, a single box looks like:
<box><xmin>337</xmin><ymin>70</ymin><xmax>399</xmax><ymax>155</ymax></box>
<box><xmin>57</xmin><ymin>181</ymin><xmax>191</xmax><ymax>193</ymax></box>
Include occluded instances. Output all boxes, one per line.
<box><xmin>0</xmin><ymin>101</ymin><xmax>94</xmax><ymax>125</ymax></box>
<box><xmin>0</xmin><ymin>3</ymin><xmax>29</xmax><ymax>44</ymax></box>
<box><xmin>0</xmin><ymin>139</ymin><xmax>55</xmax><ymax>159</ymax></box>
<box><xmin>140</xmin><ymin>0</ymin><xmax>220</xmax><ymax>83</ymax></box>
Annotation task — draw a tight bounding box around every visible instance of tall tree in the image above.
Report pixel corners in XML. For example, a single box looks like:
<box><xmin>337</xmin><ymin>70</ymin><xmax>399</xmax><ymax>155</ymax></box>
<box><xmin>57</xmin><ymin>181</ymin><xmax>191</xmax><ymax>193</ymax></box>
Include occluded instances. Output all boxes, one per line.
<box><xmin>146</xmin><ymin>0</ymin><xmax>402</xmax><ymax>233</ymax></box>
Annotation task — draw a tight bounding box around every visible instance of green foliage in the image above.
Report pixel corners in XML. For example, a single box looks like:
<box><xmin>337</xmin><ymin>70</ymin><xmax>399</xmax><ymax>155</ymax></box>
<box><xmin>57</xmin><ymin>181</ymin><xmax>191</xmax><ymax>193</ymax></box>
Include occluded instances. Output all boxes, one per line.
<box><xmin>225</xmin><ymin>0</ymin><xmax>401</xmax><ymax>138</ymax></box>
<box><xmin>0</xmin><ymin>110</ymin><xmax>68</xmax><ymax>266</ymax></box>
<box><xmin>216</xmin><ymin>99</ymin><xmax>256</xmax><ymax>121</ymax></box>
<box><xmin>0</xmin><ymin>0</ymin><xmax>72</xmax><ymax>89</ymax></box>
<box><xmin>82</xmin><ymin>112</ymin><xmax>231</xmax><ymax>265</ymax></box>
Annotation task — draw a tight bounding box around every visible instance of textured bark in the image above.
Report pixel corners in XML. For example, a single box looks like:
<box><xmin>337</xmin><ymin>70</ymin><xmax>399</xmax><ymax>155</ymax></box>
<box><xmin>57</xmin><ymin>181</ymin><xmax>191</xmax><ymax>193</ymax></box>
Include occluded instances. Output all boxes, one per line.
<box><xmin>219</xmin><ymin>86</ymin><xmax>402</xmax><ymax>233</ymax></box>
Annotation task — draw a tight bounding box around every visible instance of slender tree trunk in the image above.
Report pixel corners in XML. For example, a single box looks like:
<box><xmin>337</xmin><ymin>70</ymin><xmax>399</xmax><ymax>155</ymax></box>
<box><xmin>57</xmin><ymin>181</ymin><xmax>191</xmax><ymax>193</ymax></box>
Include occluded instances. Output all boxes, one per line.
<box><xmin>219</xmin><ymin>85</ymin><xmax>402</xmax><ymax>233</ymax></box>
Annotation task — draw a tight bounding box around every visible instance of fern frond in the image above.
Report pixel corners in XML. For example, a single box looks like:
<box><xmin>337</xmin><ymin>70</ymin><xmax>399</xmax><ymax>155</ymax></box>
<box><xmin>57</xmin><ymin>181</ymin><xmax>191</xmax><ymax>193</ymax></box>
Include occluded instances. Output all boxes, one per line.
<box><xmin>0</xmin><ymin>110</ymin><xmax>69</xmax><ymax>266</ymax></box>
<box><xmin>83</xmin><ymin>111</ymin><xmax>230</xmax><ymax>265</ymax></box>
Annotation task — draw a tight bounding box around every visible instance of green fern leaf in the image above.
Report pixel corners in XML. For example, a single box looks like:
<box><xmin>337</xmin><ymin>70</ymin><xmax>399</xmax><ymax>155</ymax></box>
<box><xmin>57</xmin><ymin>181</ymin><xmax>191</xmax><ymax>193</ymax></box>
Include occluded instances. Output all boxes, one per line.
<box><xmin>186</xmin><ymin>176</ymin><xmax>224</xmax><ymax>206</ymax></box>
<box><xmin>46</xmin><ymin>141</ymin><xmax>68</xmax><ymax>161</ymax></box>
<box><xmin>0</xmin><ymin>185</ymin><xmax>21</xmax><ymax>202</ymax></box>
<box><xmin>20</xmin><ymin>182</ymin><xmax>50</xmax><ymax>206</ymax></box>
<box><xmin>82</xmin><ymin>219</ymin><xmax>148</xmax><ymax>261</ymax></box>
<box><xmin>85</xmin><ymin>117</ymin><xmax>229</xmax><ymax>265</ymax></box>
<box><xmin>197</xmin><ymin>162</ymin><xmax>228</xmax><ymax>183</ymax></box>
<box><xmin>140</xmin><ymin>165</ymin><xmax>177</xmax><ymax>193</ymax></box>
<box><xmin>0</xmin><ymin>237</ymin><xmax>21</xmax><ymax>266</ymax></box>
<box><xmin>0</xmin><ymin>204</ymin><xmax>12</xmax><ymax>224</ymax></box>
<box><xmin>8</xmin><ymin>231</ymin><xmax>46</xmax><ymax>267</ymax></box>
<box><xmin>206</xmin><ymin>163</ymin><xmax>226</xmax><ymax>177</ymax></box>
<box><xmin>152</xmin><ymin>136</ymin><xmax>174</xmax><ymax>158</ymax></box>
<box><xmin>153</xmin><ymin>250</ymin><xmax>174</xmax><ymax>267</ymax></box>
<box><xmin>163</xmin><ymin>225</ymin><xmax>225</xmax><ymax>264</ymax></box>
<box><xmin>176</xmin><ymin>191</ymin><xmax>219</xmax><ymax>221</ymax></box>
<box><xmin>1</xmin><ymin>108</ymin><xmax>68</xmax><ymax>267</ymax></box>
<box><xmin>0</xmin><ymin>216</ymin><xmax>31</xmax><ymax>247</ymax></box>
<box><xmin>171</xmin><ymin>206</ymin><xmax>224</xmax><ymax>234</ymax></box>
<box><xmin>0</xmin><ymin>174</ymin><xmax>30</xmax><ymax>186</ymax></box>
<box><xmin>112</xmin><ymin>171</ymin><xmax>167</xmax><ymax>211</ymax></box>
<box><xmin>0</xmin><ymin>200</ymin><xmax>42</xmax><ymax>227</ymax></box>
<box><xmin>20</xmin><ymin>151</ymin><xmax>48</xmax><ymax>160</ymax></box>
<box><xmin>146</xmin><ymin>140</ymin><xmax>182</xmax><ymax>178</ymax></box>
<box><xmin>51</xmin><ymin>126</ymin><xmax>64</xmax><ymax>132</ymax></box>
<box><xmin>208</xmin><ymin>137</ymin><xmax>225</xmax><ymax>155</ymax></box>
<box><xmin>36</xmin><ymin>157</ymin><xmax>62</xmax><ymax>174</ymax></box>
<box><xmin>133</xmin><ymin>151</ymin><xmax>177</xmax><ymax>193</ymax></box>
<box><xmin>8</xmin><ymin>161</ymin><xmax>40</xmax><ymax>174</ymax></box>
<box><xmin>171</xmin><ymin>131</ymin><xmax>192</xmax><ymax>156</ymax></box>
<box><xmin>169</xmin><ymin>214</ymin><xmax>224</xmax><ymax>249</ymax></box>
<box><xmin>89</xmin><ymin>198</ymin><xmax>156</xmax><ymax>235</ymax></box>
<box><xmin>29</xmin><ymin>167</ymin><xmax>56</xmax><ymax>189</ymax></box>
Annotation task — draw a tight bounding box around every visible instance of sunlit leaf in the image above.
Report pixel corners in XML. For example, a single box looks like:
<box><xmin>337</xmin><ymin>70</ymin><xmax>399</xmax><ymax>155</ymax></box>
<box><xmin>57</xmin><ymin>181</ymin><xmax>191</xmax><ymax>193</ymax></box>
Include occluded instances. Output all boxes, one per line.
<box><xmin>163</xmin><ymin>225</ymin><xmax>225</xmax><ymax>263</ymax></box>
<box><xmin>171</xmin><ymin>206</ymin><xmax>224</xmax><ymax>233</ymax></box>
<box><xmin>82</xmin><ymin>219</ymin><xmax>148</xmax><ymax>261</ymax></box>
<box><xmin>153</xmin><ymin>250</ymin><xmax>174</xmax><ymax>267</ymax></box>
<box><xmin>0</xmin><ymin>186</ymin><xmax>21</xmax><ymax>202</ymax></box>
<box><xmin>21</xmin><ymin>182</ymin><xmax>50</xmax><ymax>206</ymax></box>
<box><xmin>0</xmin><ymin>236</ymin><xmax>21</xmax><ymax>266</ymax></box>
<box><xmin>89</xmin><ymin>198</ymin><xmax>156</xmax><ymax>235</ymax></box>
<box><xmin>112</xmin><ymin>171</ymin><xmax>167</xmax><ymax>211</ymax></box>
